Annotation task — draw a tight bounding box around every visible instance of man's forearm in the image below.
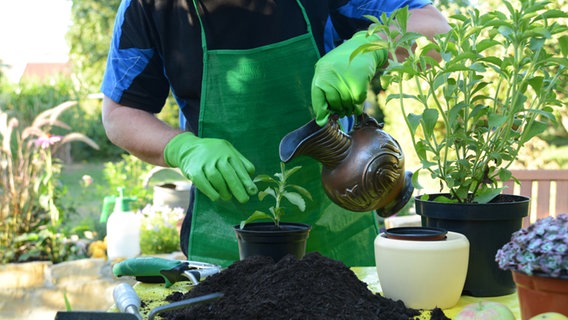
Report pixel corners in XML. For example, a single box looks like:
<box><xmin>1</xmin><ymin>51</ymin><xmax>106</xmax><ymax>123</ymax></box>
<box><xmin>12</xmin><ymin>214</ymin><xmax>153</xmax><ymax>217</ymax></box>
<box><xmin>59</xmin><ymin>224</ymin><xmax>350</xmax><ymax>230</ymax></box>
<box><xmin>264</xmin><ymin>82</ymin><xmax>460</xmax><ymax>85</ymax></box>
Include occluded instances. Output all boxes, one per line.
<box><xmin>101</xmin><ymin>96</ymin><xmax>181</xmax><ymax>166</ymax></box>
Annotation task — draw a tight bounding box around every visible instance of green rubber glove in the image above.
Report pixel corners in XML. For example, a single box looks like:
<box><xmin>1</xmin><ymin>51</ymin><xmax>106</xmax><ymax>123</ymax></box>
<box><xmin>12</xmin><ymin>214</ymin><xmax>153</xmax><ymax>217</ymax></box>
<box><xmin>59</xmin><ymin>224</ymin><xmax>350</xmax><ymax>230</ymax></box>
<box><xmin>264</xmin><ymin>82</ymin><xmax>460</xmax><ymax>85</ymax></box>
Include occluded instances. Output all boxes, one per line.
<box><xmin>164</xmin><ymin>132</ymin><xmax>258</xmax><ymax>203</ymax></box>
<box><xmin>311</xmin><ymin>31</ymin><xmax>388</xmax><ymax>126</ymax></box>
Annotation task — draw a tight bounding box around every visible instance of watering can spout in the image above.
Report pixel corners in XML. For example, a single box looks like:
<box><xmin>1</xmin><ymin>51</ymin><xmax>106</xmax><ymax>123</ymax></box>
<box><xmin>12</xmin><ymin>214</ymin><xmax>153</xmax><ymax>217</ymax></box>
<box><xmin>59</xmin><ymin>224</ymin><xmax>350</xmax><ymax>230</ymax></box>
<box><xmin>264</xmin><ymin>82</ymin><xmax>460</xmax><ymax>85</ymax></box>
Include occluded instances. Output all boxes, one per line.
<box><xmin>280</xmin><ymin>116</ymin><xmax>351</xmax><ymax>168</ymax></box>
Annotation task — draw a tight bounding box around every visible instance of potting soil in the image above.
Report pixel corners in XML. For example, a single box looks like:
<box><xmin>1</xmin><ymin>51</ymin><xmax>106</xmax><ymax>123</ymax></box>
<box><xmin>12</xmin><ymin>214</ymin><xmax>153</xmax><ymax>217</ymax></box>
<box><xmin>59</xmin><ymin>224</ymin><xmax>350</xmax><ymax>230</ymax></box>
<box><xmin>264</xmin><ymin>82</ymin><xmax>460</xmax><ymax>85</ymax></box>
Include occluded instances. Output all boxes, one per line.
<box><xmin>161</xmin><ymin>252</ymin><xmax>449</xmax><ymax>320</ymax></box>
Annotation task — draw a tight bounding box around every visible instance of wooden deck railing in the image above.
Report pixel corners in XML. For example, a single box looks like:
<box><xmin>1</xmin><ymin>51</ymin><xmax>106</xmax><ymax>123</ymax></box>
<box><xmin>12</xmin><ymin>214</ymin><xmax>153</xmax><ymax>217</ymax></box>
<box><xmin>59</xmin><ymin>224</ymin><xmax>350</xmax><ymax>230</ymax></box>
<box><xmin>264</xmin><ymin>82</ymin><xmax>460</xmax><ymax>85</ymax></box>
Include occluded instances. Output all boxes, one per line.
<box><xmin>502</xmin><ymin>169</ymin><xmax>568</xmax><ymax>227</ymax></box>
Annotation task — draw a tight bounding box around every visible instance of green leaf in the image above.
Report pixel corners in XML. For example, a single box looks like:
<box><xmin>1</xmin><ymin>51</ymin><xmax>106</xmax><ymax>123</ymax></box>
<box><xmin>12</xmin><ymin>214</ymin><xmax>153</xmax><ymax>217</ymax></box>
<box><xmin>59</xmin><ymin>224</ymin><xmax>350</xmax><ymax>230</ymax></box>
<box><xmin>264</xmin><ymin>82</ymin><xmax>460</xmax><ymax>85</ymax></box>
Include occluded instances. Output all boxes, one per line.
<box><xmin>497</xmin><ymin>25</ymin><xmax>515</xmax><ymax>40</ymax></box>
<box><xmin>258</xmin><ymin>187</ymin><xmax>276</xmax><ymax>201</ymax></box>
<box><xmin>398</xmin><ymin>32</ymin><xmax>422</xmax><ymax>46</ymax></box>
<box><xmin>432</xmin><ymin>195</ymin><xmax>457</xmax><ymax>203</ymax></box>
<box><xmin>488</xmin><ymin>113</ymin><xmax>507</xmax><ymax>130</ymax></box>
<box><xmin>481</xmin><ymin>56</ymin><xmax>504</xmax><ymax>67</ymax></box>
<box><xmin>433</xmin><ymin>74</ymin><xmax>449</xmax><ymax>91</ymax></box>
<box><xmin>283</xmin><ymin>165</ymin><xmax>302</xmax><ymax>179</ymax></box>
<box><xmin>407</xmin><ymin>113</ymin><xmax>422</xmax><ymax>135</ymax></box>
<box><xmin>473</xmin><ymin>187</ymin><xmax>502</xmax><ymax>204</ymax></box>
<box><xmin>559</xmin><ymin>35</ymin><xmax>568</xmax><ymax>57</ymax></box>
<box><xmin>290</xmin><ymin>185</ymin><xmax>313</xmax><ymax>201</ymax></box>
<box><xmin>526</xmin><ymin>76</ymin><xmax>544</xmax><ymax>93</ymax></box>
<box><xmin>415</xmin><ymin>140</ymin><xmax>428</xmax><ymax>160</ymax></box>
<box><xmin>444</xmin><ymin>63</ymin><xmax>471</xmax><ymax>73</ymax></box>
<box><xmin>240</xmin><ymin>211</ymin><xmax>273</xmax><ymax>229</ymax></box>
<box><xmin>386</xmin><ymin>93</ymin><xmax>410</xmax><ymax>104</ymax></box>
<box><xmin>448</xmin><ymin>102</ymin><xmax>467</xmax><ymax>124</ymax></box>
<box><xmin>450</xmin><ymin>13</ymin><xmax>468</xmax><ymax>22</ymax></box>
<box><xmin>254</xmin><ymin>174</ymin><xmax>276</xmax><ymax>184</ymax></box>
<box><xmin>498</xmin><ymin>169</ymin><xmax>512</xmax><ymax>184</ymax></box>
<box><xmin>476</xmin><ymin>39</ymin><xmax>501</xmax><ymax>53</ymax></box>
<box><xmin>537</xmin><ymin>9</ymin><xmax>568</xmax><ymax>20</ymax></box>
<box><xmin>363</xmin><ymin>15</ymin><xmax>381</xmax><ymax>24</ymax></box>
<box><xmin>282</xmin><ymin>192</ymin><xmax>306</xmax><ymax>212</ymax></box>
<box><xmin>350</xmin><ymin>43</ymin><xmax>380</xmax><ymax>62</ymax></box>
<box><xmin>528</xmin><ymin>37</ymin><xmax>546</xmax><ymax>52</ymax></box>
<box><xmin>63</xmin><ymin>291</ymin><xmax>73</xmax><ymax>311</ymax></box>
<box><xmin>468</xmin><ymin>62</ymin><xmax>486</xmax><ymax>73</ymax></box>
<box><xmin>411</xmin><ymin>170</ymin><xmax>423</xmax><ymax>189</ymax></box>
<box><xmin>502</xmin><ymin>0</ymin><xmax>514</xmax><ymax>16</ymax></box>
<box><xmin>395</xmin><ymin>6</ymin><xmax>409</xmax><ymax>31</ymax></box>
<box><xmin>521</xmin><ymin>120</ymin><xmax>548</xmax><ymax>143</ymax></box>
<box><xmin>422</xmin><ymin>109</ymin><xmax>439</xmax><ymax>137</ymax></box>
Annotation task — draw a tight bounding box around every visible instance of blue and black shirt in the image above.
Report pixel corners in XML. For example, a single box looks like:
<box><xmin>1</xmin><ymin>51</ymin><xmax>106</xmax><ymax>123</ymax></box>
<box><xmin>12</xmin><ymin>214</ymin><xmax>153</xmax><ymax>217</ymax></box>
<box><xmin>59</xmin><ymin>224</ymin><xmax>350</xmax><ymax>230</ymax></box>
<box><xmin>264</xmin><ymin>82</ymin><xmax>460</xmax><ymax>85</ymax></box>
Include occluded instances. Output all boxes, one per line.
<box><xmin>101</xmin><ymin>0</ymin><xmax>431</xmax><ymax>133</ymax></box>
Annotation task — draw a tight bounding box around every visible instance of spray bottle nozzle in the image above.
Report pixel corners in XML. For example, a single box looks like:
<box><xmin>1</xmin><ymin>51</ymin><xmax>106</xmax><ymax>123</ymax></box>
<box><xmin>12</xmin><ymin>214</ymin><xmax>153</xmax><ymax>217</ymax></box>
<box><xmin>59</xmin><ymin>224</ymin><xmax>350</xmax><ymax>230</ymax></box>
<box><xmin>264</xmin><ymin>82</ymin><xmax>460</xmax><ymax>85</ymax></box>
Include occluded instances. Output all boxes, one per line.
<box><xmin>100</xmin><ymin>187</ymin><xmax>138</xmax><ymax>224</ymax></box>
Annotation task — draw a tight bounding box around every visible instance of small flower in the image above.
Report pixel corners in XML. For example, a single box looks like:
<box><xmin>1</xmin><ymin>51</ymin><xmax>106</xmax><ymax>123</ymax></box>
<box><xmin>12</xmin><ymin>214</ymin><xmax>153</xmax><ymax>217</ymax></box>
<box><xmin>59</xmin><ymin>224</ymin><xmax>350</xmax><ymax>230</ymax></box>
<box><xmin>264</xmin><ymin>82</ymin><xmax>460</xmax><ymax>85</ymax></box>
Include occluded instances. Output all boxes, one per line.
<box><xmin>81</xmin><ymin>175</ymin><xmax>93</xmax><ymax>187</ymax></box>
<box><xmin>34</xmin><ymin>135</ymin><xmax>62</xmax><ymax>149</ymax></box>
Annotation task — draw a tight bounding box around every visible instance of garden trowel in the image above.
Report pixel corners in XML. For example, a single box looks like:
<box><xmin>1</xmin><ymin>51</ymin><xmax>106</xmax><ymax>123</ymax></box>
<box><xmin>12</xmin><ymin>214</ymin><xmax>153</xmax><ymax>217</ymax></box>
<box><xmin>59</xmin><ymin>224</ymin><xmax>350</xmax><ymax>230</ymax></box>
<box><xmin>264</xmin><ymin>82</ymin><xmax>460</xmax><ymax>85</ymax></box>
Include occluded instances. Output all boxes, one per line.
<box><xmin>54</xmin><ymin>282</ymin><xmax>142</xmax><ymax>320</ymax></box>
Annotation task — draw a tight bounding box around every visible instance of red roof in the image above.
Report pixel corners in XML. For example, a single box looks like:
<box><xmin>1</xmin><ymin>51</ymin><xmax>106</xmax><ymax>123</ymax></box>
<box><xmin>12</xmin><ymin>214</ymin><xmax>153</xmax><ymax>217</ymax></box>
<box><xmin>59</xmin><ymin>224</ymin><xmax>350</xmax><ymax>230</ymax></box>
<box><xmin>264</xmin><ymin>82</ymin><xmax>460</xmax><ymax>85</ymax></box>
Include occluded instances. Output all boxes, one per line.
<box><xmin>21</xmin><ymin>62</ymin><xmax>70</xmax><ymax>81</ymax></box>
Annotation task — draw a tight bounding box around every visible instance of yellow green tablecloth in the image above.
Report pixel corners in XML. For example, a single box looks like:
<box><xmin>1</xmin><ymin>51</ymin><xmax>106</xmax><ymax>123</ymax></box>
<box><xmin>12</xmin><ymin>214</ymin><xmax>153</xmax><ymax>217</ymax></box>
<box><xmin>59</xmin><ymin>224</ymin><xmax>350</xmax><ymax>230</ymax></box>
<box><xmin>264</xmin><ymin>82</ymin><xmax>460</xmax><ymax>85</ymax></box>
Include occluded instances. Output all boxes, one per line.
<box><xmin>351</xmin><ymin>267</ymin><xmax>520</xmax><ymax>319</ymax></box>
<box><xmin>127</xmin><ymin>267</ymin><xmax>520</xmax><ymax>319</ymax></box>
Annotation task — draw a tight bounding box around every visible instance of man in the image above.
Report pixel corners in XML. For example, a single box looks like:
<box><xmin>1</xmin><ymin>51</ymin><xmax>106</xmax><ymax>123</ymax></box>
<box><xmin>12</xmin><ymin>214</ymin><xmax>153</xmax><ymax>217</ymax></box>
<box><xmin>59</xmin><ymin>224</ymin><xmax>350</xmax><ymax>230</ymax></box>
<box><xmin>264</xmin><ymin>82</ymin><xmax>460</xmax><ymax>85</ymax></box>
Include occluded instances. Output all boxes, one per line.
<box><xmin>101</xmin><ymin>0</ymin><xmax>450</xmax><ymax>267</ymax></box>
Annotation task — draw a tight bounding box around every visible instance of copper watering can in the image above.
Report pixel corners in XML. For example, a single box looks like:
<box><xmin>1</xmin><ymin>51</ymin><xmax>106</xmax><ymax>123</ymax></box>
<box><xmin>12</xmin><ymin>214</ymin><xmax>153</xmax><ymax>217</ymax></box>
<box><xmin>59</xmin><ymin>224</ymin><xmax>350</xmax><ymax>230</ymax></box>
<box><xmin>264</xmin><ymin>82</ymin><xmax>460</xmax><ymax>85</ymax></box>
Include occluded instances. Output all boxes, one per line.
<box><xmin>279</xmin><ymin>113</ymin><xmax>413</xmax><ymax>217</ymax></box>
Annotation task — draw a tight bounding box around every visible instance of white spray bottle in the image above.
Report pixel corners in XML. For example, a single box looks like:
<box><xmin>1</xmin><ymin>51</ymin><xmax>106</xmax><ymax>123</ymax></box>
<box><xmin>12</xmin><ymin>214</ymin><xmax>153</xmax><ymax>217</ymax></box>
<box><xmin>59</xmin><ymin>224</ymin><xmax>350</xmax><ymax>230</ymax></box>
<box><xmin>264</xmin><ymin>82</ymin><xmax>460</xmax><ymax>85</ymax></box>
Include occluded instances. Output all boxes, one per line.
<box><xmin>100</xmin><ymin>187</ymin><xmax>140</xmax><ymax>260</ymax></box>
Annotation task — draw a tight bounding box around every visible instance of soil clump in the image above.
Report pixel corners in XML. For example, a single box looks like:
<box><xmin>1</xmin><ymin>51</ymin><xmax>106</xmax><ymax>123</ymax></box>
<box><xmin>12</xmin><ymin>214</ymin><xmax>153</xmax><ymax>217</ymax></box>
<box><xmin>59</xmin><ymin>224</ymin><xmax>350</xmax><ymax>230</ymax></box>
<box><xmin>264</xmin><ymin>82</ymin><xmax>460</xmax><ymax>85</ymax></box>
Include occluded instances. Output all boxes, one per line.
<box><xmin>161</xmin><ymin>252</ymin><xmax>449</xmax><ymax>320</ymax></box>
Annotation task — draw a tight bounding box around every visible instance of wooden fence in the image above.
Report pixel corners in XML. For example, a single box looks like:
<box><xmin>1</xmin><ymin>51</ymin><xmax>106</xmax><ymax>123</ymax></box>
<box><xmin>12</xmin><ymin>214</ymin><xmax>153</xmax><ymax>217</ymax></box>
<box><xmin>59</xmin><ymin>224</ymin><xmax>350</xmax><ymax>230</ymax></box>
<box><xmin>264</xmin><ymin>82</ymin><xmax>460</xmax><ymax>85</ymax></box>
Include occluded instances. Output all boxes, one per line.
<box><xmin>502</xmin><ymin>169</ymin><xmax>568</xmax><ymax>226</ymax></box>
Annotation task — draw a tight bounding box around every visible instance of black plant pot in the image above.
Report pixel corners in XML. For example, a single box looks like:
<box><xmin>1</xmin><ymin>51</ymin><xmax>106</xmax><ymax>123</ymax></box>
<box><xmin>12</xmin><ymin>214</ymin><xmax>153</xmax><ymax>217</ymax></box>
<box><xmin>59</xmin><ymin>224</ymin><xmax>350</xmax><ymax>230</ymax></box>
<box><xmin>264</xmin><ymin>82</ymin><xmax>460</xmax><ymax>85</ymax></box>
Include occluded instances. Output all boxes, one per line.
<box><xmin>233</xmin><ymin>222</ymin><xmax>311</xmax><ymax>262</ymax></box>
<box><xmin>415</xmin><ymin>194</ymin><xmax>529</xmax><ymax>297</ymax></box>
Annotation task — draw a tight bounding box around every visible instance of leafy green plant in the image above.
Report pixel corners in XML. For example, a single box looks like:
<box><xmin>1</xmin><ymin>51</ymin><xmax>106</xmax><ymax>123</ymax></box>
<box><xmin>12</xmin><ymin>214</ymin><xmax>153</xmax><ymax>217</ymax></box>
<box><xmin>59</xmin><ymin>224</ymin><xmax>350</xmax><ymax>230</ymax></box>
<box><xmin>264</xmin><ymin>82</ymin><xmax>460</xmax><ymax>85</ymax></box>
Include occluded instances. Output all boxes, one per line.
<box><xmin>100</xmin><ymin>154</ymin><xmax>154</xmax><ymax>206</ymax></box>
<box><xmin>7</xmin><ymin>228</ymin><xmax>90</xmax><ymax>263</ymax></box>
<box><xmin>0</xmin><ymin>77</ymin><xmax>75</xmax><ymax>128</ymax></box>
<box><xmin>0</xmin><ymin>101</ymin><xmax>98</xmax><ymax>262</ymax></box>
<box><xmin>240</xmin><ymin>163</ymin><xmax>312</xmax><ymax>229</ymax></box>
<box><xmin>354</xmin><ymin>0</ymin><xmax>568</xmax><ymax>203</ymax></box>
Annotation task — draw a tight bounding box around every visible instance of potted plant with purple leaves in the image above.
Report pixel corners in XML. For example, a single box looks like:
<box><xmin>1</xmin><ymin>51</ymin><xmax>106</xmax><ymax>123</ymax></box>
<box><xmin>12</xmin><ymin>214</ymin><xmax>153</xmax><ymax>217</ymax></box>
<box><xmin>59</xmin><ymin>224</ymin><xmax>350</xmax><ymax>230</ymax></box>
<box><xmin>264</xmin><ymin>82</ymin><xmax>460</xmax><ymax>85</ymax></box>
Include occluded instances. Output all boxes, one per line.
<box><xmin>495</xmin><ymin>214</ymin><xmax>568</xmax><ymax>320</ymax></box>
<box><xmin>233</xmin><ymin>162</ymin><xmax>312</xmax><ymax>262</ymax></box>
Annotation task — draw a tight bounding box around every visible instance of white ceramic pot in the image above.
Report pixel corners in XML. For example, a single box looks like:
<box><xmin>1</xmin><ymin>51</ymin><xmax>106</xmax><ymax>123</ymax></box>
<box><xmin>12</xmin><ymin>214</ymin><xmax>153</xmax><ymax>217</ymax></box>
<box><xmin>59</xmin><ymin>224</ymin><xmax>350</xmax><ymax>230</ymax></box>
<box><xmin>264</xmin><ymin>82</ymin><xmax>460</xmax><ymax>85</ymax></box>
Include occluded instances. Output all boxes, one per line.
<box><xmin>374</xmin><ymin>227</ymin><xmax>469</xmax><ymax>310</ymax></box>
<box><xmin>153</xmin><ymin>182</ymin><xmax>192</xmax><ymax>211</ymax></box>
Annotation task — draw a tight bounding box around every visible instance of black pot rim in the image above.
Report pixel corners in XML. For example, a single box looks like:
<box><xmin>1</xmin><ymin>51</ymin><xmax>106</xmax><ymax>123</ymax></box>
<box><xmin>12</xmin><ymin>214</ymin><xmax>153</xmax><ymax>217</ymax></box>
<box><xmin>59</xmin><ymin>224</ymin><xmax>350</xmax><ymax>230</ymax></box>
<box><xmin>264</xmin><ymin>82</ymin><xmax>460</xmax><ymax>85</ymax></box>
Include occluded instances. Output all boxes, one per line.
<box><xmin>415</xmin><ymin>193</ymin><xmax>530</xmax><ymax>204</ymax></box>
<box><xmin>415</xmin><ymin>193</ymin><xmax>529</xmax><ymax>221</ymax></box>
<box><xmin>233</xmin><ymin>222</ymin><xmax>311</xmax><ymax>234</ymax></box>
<box><xmin>384</xmin><ymin>226</ymin><xmax>447</xmax><ymax>241</ymax></box>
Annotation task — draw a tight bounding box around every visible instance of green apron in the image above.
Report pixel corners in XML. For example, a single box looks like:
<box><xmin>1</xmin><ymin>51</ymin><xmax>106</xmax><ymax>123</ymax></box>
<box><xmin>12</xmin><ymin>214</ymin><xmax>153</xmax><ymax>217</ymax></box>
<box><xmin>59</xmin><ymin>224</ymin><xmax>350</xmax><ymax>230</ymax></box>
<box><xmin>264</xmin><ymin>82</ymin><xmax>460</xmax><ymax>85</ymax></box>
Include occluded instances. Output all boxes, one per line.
<box><xmin>188</xmin><ymin>0</ymin><xmax>379</xmax><ymax>267</ymax></box>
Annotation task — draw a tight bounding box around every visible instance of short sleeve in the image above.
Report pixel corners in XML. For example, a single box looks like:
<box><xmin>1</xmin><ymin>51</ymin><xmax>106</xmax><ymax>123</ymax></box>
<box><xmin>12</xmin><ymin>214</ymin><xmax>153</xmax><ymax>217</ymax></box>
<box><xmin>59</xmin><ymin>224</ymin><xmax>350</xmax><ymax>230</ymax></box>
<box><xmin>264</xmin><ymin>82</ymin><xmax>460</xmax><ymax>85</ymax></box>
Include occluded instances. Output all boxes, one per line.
<box><xmin>100</xmin><ymin>0</ymin><xmax>170</xmax><ymax>113</ymax></box>
<box><xmin>325</xmin><ymin>0</ymin><xmax>432</xmax><ymax>51</ymax></box>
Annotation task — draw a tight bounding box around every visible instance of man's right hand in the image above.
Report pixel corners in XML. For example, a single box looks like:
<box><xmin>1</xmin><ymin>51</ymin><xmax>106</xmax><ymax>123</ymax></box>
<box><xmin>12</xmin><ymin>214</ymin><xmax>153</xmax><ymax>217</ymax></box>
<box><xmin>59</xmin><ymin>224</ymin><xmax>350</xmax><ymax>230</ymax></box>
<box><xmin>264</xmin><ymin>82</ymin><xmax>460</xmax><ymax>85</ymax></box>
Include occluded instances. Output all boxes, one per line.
<box><xmin>311</xmin><ymin>31</ymin><xmax>387</xmax><ymax>127</ymax></box>
<box><xmin>164</xmin><ymin>132</ymin><xmax>258</xmax><ymax>203</ymax></box>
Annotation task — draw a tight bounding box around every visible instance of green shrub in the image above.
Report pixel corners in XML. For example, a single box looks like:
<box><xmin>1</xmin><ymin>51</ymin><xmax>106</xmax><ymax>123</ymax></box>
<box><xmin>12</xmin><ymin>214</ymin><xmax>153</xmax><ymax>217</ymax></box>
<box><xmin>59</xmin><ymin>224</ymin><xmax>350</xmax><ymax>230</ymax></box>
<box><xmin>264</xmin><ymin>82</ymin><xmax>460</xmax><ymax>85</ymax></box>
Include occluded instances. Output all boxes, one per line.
<box><xmin>100</xmin><ymin>154</ymin><xmax>154</xmax><ymax>207</ymax></box>
<box><xmin>139</xmin><ymin>204</ymin><xmax>183</xmax><ymax>254</ymax></box>
<box><xmin>0</xmin><ymin>101</ymin><xmax>98</xmax><ymax>263</ymax></box>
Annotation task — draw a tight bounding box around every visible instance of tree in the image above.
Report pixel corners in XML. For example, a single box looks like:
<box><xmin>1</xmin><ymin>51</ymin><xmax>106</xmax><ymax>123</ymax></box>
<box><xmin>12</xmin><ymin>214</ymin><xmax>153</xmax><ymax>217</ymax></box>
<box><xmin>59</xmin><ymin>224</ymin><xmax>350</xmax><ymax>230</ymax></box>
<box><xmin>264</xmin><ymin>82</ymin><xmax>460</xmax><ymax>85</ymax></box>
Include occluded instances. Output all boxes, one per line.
<box><xmin>67</xmin><ymin>0</ymin><xmax>121</xmax><ymax>94</ymax></box>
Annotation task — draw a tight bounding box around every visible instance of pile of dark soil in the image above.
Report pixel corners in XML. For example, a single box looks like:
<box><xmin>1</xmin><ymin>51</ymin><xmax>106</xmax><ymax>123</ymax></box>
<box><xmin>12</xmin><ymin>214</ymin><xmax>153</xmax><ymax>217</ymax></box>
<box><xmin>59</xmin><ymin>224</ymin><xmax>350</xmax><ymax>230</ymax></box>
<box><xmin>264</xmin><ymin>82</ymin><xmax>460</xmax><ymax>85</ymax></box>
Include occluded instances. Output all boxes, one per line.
<box><xmin>161</xmin><ymin>252</ymin><xmax>449</xmax><ymax>320</ymax></box>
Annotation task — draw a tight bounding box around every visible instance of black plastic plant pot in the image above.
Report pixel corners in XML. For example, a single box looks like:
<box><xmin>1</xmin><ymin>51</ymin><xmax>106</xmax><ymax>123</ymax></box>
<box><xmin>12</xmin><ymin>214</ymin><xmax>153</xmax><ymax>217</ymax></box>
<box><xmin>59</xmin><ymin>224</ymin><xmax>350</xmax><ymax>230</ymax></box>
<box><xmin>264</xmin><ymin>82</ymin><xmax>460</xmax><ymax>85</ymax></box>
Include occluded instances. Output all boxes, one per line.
<box><xmin>233</xmin><ymin>222</ymin><xmax>311</xmax><ymax>262</ymax></box>
<box><xmin>415</xmin><ymin>193</ymin><xmax>529</xmax><ymax>297</ymax></box>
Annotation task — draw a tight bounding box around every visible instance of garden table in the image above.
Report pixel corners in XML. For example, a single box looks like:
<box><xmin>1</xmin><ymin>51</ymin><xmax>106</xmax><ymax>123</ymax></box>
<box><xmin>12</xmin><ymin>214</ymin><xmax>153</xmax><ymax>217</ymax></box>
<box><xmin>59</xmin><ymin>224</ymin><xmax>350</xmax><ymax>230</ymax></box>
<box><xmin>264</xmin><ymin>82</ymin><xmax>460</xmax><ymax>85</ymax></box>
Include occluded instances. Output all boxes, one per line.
<box><xmin>118</xmin><ymin>267</ymin><xmax>520</xmax><ymax>319</ymax></box>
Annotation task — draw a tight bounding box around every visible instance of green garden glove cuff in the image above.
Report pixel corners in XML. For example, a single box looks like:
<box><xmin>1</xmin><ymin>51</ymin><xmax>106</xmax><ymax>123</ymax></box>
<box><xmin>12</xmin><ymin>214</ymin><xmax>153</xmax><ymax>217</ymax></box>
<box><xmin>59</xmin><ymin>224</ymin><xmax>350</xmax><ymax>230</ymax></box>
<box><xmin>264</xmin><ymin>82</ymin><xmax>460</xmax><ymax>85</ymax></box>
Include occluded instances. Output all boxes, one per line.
<box><xmin>164</xmin><ymin>132</ymin><xmax>257</xmax><ymax>203</ymax></box>
<box><xmin>311</xmin><ymin>31</ymin><xmax>388</xmax><ymax>126</ymax></box>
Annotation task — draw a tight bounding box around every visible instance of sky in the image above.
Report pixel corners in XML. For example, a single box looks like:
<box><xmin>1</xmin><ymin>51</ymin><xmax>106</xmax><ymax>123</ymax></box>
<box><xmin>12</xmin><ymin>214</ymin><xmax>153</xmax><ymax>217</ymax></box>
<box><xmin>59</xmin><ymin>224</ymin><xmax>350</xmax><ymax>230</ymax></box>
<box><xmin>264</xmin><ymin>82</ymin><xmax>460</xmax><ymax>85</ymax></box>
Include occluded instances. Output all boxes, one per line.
<box><xmin>0</xmin><ymin>0</ymin><xmax>72</xmax><ymax>81</ymax></box>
